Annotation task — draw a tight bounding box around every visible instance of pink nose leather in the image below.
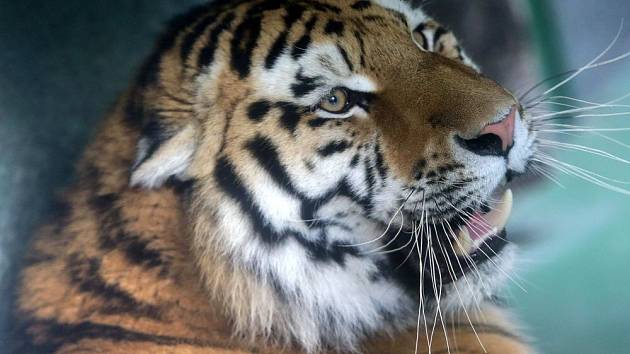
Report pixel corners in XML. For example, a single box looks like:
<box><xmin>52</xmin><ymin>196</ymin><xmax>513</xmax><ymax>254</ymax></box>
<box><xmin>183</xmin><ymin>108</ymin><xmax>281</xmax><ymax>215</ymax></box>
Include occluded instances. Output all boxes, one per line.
<box><xmin>480</xmin><ymin>105</ymin><xmax>516</xmax><ymax>151</ymax></box>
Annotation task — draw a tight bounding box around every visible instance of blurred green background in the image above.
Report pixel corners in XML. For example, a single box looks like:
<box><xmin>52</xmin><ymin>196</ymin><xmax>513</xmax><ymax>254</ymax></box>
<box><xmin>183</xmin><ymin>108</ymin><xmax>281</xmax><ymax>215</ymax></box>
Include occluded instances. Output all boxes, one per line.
<box><xmin>1</xmin><ymin>1</ymin><xmax>629</xmax><ymax>353</ymax></box>
<box><xmin>509</xmin><ymin>1</ymin><xmax>630</xmax><ymax>352</ymax></box>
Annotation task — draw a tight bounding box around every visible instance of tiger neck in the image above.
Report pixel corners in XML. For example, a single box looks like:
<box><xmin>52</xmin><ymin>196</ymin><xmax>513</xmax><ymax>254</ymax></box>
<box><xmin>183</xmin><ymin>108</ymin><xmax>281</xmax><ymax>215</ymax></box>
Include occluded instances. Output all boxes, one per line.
<box><xmin>193</xmin><ymin>188</ymin><xmax>417</xmax><ymax>352</ymax></box>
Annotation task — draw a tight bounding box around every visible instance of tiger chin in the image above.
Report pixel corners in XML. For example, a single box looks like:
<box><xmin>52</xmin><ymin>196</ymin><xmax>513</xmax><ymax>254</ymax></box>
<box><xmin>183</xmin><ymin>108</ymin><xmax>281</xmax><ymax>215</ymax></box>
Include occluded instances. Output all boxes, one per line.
<box><xmin>13</xmin><ymin>0</ymin><xmax>538</xmax><ymax>353</ymax></box>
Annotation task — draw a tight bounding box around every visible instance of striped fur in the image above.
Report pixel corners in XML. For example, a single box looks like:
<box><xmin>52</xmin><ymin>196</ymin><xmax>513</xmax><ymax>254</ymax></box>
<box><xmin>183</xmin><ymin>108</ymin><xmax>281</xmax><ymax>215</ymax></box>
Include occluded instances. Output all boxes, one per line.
<box><xmin>14</xmin><ymin>0</ymin><xmax>536</xmax><ymax>353</ymax></box>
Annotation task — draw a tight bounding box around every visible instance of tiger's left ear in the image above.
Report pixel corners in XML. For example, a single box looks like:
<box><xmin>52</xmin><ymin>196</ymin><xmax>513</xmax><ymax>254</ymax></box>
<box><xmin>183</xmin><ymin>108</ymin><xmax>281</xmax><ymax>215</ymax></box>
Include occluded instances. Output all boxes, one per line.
<box><xmin>130</xmin><ymin>120</ymin><xmax>198</xmax><ymax>189</ymax></box>
<box><xmin>412</xmin><ymin>19</ymin><xmax>479</xmax><ymax>70</ymax></box>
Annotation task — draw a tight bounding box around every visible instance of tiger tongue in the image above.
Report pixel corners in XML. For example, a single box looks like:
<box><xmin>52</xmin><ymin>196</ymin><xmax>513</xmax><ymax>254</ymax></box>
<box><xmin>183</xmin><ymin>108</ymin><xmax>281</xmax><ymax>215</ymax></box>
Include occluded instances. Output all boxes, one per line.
<box><xmin>455</xmin><ymin>189</ymin><xmax>513</xmax><ymax>255</ymax></box>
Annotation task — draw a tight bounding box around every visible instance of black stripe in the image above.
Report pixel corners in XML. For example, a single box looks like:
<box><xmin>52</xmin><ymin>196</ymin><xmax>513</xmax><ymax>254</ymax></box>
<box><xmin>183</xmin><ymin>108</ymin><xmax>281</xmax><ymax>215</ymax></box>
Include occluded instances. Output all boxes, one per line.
<box><xmin>363</xmin><ymin>15</ymin><xmax>386</xmax><ymax>22</ymax></box>
<box><xmin>13</xmin><ymin>319</ymin><xmax>228</xmax><ymax>353</ymax></box>
<box><xmin>243</xmin><ymin>136</ymin><xmax>362</xmax><ymax>265</ymax></box>
<box><xmin>413</xmin><ymin>23</ymin><xmax>429</xmax><ymax>50</ymax></box>
<box><xmin>265</xmin><ymin>3</ymin><xmax>306</xmax><ymax>69</ymax></box>
<box><xmin>433</xmin><ymin>26</ymin><xmax>448</xmax><ymax>48</ymax></box>
<box><xmin>362</xmin><ymin>159</ymin><xmax>375</xmax><ymax>214</ymax></box>
<box><xmin>337</xmin><ymin>177</ymin><xmax>372</xmax><ymax>214</ymax></box>
<box><xmin>413</xmin><ymin>159</ymin><xmax>426</xmax><ymax>180</ymax></box>
<box><xmin>388</xmin><ymin>10</ymin><xmax>408</xmax><ymax>26</ymax></box>
<box><xmin>291</xmin><ymin>70</ymin><xmax>321</xmax><ymax>97</ymax></box>
<box><xmin>351</xmin><ymin>1</ymin><xmax>371</xmax><ymax>10</ymax></box>
<box><xmin>353</xmin><ymin>30</ymin><xmax>366</xmax><ymax>67</ymax></box>
<box><xmin>337</xmin><ymin>44</ymin><xmax>354</xmax><ymax>72</ymax></box>
<box><xmin>133</xmin><ymin>116</ymin><xmax>173</xmax><ymax>170</ymax></box>
<box><xmin>317</xmin><ymin>140</ymin><xmax>351</xmax><ymax>157</ymax></box>
<box><xmin>245</xmin><ymin>135</ymin><xmax>300</xmax><ymax>196</ymax></box>
<box><xmin>230</xmin><ymin>16</ymin><xmax>262</xmax><ymax>78</ymax></box>
<box><xmin>180</xmin><ymin>14</ymin><xmax>217</xmax><ymax>63</ymax></box>
<box><xmin>373</xmin><ymin>142</ymin><xmax>388</xmax><ymax>180</ymax></box>
<box><xmin>137</xmin><ymin>4</ymin><xmax>213</xmax><ymax>88</ymax></box>
<box><xmin>283</xmin><ymin>2</ymin><xmax>307</xmax><ymax>25</ymax></box>
<box><xmin>303</xmin><ymin>238</ymin><xmax>360</xmax><ymax>265</ymax></box>
<box><xmin>247</xmin><ymin>100</ymin><xmax>272</xmax><ymax>122</ymax></box>
<box><xmin>350</xmin><ymin>154</ymin><xmax>360</xmax><ymax>167</ymax></box>
<box><xmin>308</xmin><ymin>117</ymin><xmax>328</xmax><ymax>128</ymax></box>
<box><xmin>276</xmin><ymin>101</ymin><xmax>303</xmax><ymax>133</ymax></box>
<box><xmin>231</xmin><ymin>0</ymin><xmax>288</xmax><ymax>77</ymax></box>
<box><xmin>120</xmin><ymin>234</ymin><xmax>167</xmax><ymax>269</ymax></box>
<box><xmin>197</xmin><ymin>12</ymin><xmax>235</xmax><ymax>69</ymax></box>
<box><xmin>90</xmin><ymin>194</ymin><xmax>168</xmax><ymax>273</ymax></box>
<box><xmin>265</xmin><ymin>32</ymin><xmax>289</xmax><ymax>70</ymax></box>
<box><xmin>324</xmin><ymin>19</ymin><xmax>344</xmax><ymax>35</ymax></box>
<box><xmin>66</xmin><ymin>254</ymin><xmax>162</xmax><ymax>319</ymax></box>
<box><xmin>214</xmin><ymin>156</ymin><xmax>286</xmax><ymax>243</ymax></box>
<box><xmin>309</xmin><ymin>1</ymin><xmax>341</xmax><ymax>13</ymax></box>
<box><xmin>291</xmin><ymin>16</ymin><xmax>317</xmax><ymax>59</ymax></box>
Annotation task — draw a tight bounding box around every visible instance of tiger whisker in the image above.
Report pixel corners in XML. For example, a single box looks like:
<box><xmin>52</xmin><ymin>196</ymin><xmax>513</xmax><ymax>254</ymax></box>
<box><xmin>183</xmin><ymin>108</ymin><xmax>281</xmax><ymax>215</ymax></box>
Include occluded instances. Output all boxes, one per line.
<box><xmin>437</xmin><ymin>222</ymin><xmax>487</xmax><ymax>352</ymax></box>
<box><xmin>536</xmin><ymin>139</ymin><xmax>630</xmax><ymax>165</ymax></box>
<box><xmin>367</xmin><ymin>198</ymin><xmax>423</xmax><ymax>255</ymax></box>
<box><xmin>442</xmin><ymin>220</ymin><xmax>491</xmax><ymax>311</ymax></box>
<box><xmin>397</xmin><ymin>192</ymin><xmax>426</xmax><ymax>268</ymax></box>
<box><xmin>524</xmin><ymin>21</ymin><xmax>627</xmax><ymax>105</ymax></box>
<box><xmin>427</xmin><ymin>233</ymin><xmax>450</xmax><ymax>354</ymax></box>
<box><xmin>341</xmin><ymin>188</ymin><xmax>416</xmax><ymax>248</ymax></box>
<box><xmin>436</xmin><ymin>197</ymin><xmax>526</xmax><ymax>292</ymax></box>
<box><xmin>436</xmin><ymin>196</ymin><xmax>516</xmax><ymax>282</ymax></box>
<box><xmin>535</xmin><ymin>152</ymin><xmax>630</xmax><ymax>190</ymax></box>
<box><xmin>529</xmin><ymin>162</ymin><xmax>566</xmax><ymax>188</ymax></box>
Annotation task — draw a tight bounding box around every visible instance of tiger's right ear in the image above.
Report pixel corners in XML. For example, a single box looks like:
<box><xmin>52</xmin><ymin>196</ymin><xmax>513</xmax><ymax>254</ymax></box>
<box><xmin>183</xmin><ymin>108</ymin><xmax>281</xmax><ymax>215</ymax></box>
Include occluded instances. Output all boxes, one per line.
<box><xmin>130</xmin><ymin>120</ymin><xmax>198</xmax><ymax>189</ymax></box>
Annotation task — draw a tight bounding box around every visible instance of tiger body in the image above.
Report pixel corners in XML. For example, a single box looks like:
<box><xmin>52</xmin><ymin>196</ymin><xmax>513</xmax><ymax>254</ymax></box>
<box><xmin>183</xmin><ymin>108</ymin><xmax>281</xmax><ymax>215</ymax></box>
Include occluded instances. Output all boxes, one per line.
<box><xmin>14</xmin><ymin>0</ymin><xmax>537</xmax><ymax>353</ymax></box>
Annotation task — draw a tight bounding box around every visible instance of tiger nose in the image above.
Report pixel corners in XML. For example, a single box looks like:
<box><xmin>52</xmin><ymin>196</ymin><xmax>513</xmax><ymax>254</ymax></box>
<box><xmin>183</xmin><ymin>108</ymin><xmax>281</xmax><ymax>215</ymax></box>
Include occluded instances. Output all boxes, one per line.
<box><xmin>457</xmin><ymin>105</ymin><xmax>518</xmax><ymax>156</ymax></box>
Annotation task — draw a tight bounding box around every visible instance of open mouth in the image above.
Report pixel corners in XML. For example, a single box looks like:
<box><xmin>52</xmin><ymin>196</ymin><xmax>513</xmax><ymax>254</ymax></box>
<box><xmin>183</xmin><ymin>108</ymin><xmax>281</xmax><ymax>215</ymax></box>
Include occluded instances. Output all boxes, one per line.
<box><xmin>383</xmin><ymin>185</ymin><xmax>514</xmax><ymax>286</ymax></box>
<box><xmin>453</xmin><ymin>188</ymin><xmax>513</xmax><ymax>257</ymax></box>
<box><xmin>423</xmin><ymin>188</ymin><xmax>513</xmax><ymax>284</ymax></box>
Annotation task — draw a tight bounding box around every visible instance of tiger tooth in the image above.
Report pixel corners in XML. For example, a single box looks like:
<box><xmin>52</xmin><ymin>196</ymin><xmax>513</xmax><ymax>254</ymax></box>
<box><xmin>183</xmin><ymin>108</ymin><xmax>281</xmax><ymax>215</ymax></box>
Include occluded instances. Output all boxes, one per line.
<box><xmin>483</xmin><ymin>189</ymin><xmax>513</xmax><ymax>233</ymax></box>
<box><xmin>455</xmin><ymin>227</ymin><xmax>473</xmax><ymax>256</ymax></box>
<box><xmin>470</xmin><ymin>188</ymin><xmax>513</xmax><ymax>250</ymax></box>
<box><xmin>455</xmin><ymin>189</ymin><xmax>513</xmax><ymax>256</ymax></box>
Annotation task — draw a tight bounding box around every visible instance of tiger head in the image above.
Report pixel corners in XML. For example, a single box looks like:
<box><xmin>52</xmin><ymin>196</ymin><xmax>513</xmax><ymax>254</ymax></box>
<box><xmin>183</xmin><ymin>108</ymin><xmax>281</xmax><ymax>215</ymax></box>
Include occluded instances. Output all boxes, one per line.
<box><xmin>128</xmin><ymin>0</ymin><xmax>536</xmax><ymax>351</ymax></box>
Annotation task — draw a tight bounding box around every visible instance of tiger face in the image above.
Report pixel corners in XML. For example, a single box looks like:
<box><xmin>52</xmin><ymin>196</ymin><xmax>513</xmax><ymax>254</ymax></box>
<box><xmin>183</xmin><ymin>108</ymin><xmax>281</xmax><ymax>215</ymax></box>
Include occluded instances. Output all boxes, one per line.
<box><xmin>128</xmin><ymin>0</ymin><xmax>536</xmax><ymax>350</ymax></box>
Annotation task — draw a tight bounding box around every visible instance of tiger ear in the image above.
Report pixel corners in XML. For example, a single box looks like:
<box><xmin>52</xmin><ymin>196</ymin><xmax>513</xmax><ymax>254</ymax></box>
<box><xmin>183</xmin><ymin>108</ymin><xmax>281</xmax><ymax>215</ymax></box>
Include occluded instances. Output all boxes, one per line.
<box><xmin>412</xmin><ymin>19</ymin><xmax>476</xmax><ymax>67</ymax></box>
<box><xmin>130</xmin><ymin>120</ymin><xmax>198</xmax><ymax>189</ymax></box>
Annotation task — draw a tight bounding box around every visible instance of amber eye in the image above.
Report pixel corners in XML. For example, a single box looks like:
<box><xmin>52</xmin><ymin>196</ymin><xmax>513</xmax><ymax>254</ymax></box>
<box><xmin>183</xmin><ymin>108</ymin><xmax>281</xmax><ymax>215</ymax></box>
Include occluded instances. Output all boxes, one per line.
<box><xmin>319</xmin><ymin>88</ymin><xmax>349</xmax><ymax>113</ymax></box>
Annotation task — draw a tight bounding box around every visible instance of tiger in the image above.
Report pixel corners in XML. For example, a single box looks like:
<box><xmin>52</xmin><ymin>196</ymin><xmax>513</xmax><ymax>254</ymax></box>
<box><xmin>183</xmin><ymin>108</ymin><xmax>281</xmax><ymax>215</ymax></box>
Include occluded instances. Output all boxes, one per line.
<box><xmin>12</xmin><ymin>0</ymin><xmax>539</xmax><ymax>353</ymax></box>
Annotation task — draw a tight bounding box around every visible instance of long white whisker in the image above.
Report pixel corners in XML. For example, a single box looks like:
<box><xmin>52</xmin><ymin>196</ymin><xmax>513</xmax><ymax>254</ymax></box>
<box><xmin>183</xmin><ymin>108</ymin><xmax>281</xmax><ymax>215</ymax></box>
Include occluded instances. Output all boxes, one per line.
<box><xmin>342</xmin><ymin>189</ymin><xmax>415</xmax><ymax>247</ymax></box>
<box><xmin>438</xmin><ymin>222</ymin><xmax>487</xmax><ymax>352</ymax></box>
<box><xmin>530</xmin><ymin>163</ymin><xmax>566</xmax><ymax>188</ymax></box>
<box><xmin>535</xmin><ymin>154</ymin><xmax>630</xmax><ymax>195</ymax></box>
<box><xmin>531</xmin><ymin>105</ymin><xmax>630</xmax><ymax>120</ymax></box>
<box><xmin>540</xmin><ymin>21</ymin><xmax>625</xmax><ymax>97</ymax></box>
<box><xmin>537</xmin><ymin>139</ymin><xmax>630</xmax><ymax>164</ymax></box>
<box><xmin>429</xmin><ymin>221</ymin><xmax>451</xmax><ymax>354</ymax></box>
<box><xmin>537</xmin><ymin>153</ymin><xmax>630</xmax><ymax>184</ymax></box>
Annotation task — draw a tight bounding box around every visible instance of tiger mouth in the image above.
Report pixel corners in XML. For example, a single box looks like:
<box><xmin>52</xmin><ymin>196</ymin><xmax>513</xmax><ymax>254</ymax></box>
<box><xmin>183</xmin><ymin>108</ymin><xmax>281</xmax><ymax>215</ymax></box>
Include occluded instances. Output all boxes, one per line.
<box><xmin>453</xmin><ymin>189</ymin><xmax>513</xmax><ymax>257</ymax></box>
<box><xmin>440</xmin><ymin>188</ymin><xmax>512</xmax><ymax>281</ymax></box>
<box><xmin>418</xmin><ymin>187</ymin><xmax>513</xmax><ymax>284</ymax></box>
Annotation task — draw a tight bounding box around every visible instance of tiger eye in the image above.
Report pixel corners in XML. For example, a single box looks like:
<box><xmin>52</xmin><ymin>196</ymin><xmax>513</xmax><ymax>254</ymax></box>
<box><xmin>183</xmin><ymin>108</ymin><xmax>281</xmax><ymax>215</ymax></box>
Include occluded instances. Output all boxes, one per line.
<box><xmin>319</xmin><ymin>88</ymin><xmax>348</xmax><ymax>113</ymax></box>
